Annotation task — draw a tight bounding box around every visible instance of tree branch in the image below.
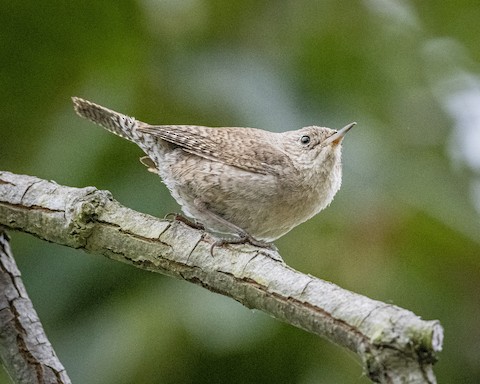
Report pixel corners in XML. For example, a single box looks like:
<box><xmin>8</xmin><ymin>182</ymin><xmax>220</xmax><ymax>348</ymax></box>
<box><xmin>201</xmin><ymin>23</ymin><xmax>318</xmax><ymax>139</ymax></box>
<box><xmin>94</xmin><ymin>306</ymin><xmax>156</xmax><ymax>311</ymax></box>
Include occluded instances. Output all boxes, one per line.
<box><xmin>0</xmin><ymin>171</ymin><xmax>443</xmax><ymax>383</ymax></box>
<box><xmin>0</xmin><ymin>228</ymin><xmax>71</xmax><ymax>383</ymax></box>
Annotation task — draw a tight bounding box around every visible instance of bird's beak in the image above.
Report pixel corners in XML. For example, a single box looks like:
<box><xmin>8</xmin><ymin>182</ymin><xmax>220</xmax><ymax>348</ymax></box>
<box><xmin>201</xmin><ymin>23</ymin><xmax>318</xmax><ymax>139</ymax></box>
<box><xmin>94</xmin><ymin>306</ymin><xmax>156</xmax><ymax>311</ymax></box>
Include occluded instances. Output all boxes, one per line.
<box><xmin>323</xmin><ymin>122</ymin><xmax>357</xmax><ymax>146</ymax></box>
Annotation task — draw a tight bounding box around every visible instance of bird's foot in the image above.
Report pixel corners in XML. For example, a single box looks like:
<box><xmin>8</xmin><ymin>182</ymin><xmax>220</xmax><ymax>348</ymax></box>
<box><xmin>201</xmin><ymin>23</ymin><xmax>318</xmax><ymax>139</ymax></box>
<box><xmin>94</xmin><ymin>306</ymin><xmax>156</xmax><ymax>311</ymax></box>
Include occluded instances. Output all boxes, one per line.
<box><xmin>164</xmin><ymin>213</ymin><xmax>205</xmax><ymax>231</ymax></box>
<box><xmin>210</xmin><ymin>232</ymin><xmax>278</xmax><ymax>256</ymax></box>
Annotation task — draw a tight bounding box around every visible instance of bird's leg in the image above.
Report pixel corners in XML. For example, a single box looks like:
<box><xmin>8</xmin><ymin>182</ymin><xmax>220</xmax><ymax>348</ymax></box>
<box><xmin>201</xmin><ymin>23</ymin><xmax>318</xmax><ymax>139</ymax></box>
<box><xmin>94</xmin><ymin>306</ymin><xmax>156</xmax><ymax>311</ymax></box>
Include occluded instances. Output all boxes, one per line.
<box><xmin>191</xmin><ymin>200</ymin><xmax>276</xmax><ymax>255</ymax></box>
<box><xmin>164</xmin><ymin>212</ymin><xmax>205</xmax><ymax>230</ymax></box>
<box><xmin>213</xmin><ymin>232</ymin><xmax>274</xmax><ymax>248</ymax></box>
<box><xmin>210</xmin><ymin>233</ymin><xmax>278</xmax><ymax>257</ymax></box>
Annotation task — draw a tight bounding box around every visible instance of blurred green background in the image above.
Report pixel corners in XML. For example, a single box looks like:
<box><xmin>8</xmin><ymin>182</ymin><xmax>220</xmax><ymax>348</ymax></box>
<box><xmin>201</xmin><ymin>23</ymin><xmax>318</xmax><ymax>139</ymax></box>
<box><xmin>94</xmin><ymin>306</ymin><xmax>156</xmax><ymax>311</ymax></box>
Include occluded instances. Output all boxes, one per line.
<box><xmin>1</xmin><ymin>1</ymin><xmax>480</xmax><ymax>383</ymax></box>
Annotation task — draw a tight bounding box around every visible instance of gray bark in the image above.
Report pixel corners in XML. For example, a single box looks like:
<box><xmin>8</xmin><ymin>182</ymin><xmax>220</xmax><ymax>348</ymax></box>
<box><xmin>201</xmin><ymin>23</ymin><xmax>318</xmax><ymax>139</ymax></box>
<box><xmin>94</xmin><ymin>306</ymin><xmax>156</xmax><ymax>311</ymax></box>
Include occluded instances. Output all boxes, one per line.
<box><xmin>0</xmin><ymin>229</ymin><xmax>71</xmax><ymax>383</ymax></box>
<box><xmin>0</xmin><ymin>171</ymin><xmax>443</xmax><ymax>383</ymax></box>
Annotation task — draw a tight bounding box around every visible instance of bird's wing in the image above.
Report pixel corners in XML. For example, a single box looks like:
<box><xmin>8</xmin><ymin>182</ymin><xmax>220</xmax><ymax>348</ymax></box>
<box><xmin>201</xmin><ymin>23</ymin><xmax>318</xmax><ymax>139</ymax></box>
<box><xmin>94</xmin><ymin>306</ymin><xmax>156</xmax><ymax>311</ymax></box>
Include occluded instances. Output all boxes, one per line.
<box><xmin>137</xmin><ymin>125</ymin><xmax>291</xmax><ymax>175</ymax></box>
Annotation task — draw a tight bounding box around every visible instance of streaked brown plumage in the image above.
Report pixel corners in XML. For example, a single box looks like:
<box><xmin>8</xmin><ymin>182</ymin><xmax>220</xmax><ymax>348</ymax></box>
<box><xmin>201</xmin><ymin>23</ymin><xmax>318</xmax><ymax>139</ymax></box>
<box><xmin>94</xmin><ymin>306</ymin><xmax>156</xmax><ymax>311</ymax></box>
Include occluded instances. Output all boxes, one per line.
<box><xmin>72</xmin><ymin>97</ymin><xmax>355</xmax><ymax>243</ymax></box>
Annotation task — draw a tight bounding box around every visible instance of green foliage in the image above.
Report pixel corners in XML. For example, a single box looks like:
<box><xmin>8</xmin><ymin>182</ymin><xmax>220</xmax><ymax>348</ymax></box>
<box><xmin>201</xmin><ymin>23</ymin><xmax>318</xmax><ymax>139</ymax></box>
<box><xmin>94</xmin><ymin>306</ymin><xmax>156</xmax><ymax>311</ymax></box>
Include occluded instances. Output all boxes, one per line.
<box><xmin>1</xmin><ymin>0</ymin><xmax>480</xmax><ymax>382</ymax></box>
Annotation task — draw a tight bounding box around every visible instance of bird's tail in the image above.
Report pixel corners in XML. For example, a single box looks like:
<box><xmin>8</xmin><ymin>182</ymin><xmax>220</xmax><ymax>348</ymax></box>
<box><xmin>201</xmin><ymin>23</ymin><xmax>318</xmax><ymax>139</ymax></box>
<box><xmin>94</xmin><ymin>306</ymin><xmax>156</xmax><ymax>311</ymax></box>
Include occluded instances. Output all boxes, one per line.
<box><xmin>72</xmin><ymin>97</ymin><xmax>143</xmax><ymax>142</ymax></box>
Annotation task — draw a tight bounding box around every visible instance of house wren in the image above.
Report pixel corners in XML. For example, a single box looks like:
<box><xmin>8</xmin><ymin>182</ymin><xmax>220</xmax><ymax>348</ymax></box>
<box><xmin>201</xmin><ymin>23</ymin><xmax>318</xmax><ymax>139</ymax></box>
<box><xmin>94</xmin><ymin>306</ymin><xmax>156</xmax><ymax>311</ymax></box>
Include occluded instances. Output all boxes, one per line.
<box><xmin>72</xmin><ymin>97</ymin><xmax>355</xmax><ymax>246</ymax></box>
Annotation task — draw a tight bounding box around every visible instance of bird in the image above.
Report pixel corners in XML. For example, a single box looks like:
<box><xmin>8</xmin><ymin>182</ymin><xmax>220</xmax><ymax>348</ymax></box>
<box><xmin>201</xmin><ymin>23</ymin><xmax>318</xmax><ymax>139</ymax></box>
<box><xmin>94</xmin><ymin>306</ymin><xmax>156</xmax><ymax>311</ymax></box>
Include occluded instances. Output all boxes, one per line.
<box><xmin>72</xmin><ymin>97</ymin><xmax>355</xmax><ymax>248</ymax></box>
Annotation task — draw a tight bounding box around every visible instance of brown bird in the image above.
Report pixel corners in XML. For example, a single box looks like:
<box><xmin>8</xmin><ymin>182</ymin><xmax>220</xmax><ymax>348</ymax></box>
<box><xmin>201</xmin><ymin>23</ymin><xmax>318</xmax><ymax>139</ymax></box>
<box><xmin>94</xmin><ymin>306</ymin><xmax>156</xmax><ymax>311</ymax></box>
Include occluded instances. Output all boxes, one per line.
<box><xmin>72</xmin><ymin>97</ymin><xmax>355</xmax><ymax>247</ymax></box>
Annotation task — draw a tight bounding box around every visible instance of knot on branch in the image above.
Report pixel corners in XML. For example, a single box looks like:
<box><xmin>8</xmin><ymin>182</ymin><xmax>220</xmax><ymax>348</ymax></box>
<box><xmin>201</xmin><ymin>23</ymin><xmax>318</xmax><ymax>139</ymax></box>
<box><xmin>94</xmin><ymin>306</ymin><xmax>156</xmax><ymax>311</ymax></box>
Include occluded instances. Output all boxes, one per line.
<box><xmin>65</xmin><ymin>188</ymin><xmax>112</xmax><ymax>247</ymax></box>
<box><xmin>362</xmin><ymin>319</ymin><xmax>444</xmax><ymax>383</ymax></box>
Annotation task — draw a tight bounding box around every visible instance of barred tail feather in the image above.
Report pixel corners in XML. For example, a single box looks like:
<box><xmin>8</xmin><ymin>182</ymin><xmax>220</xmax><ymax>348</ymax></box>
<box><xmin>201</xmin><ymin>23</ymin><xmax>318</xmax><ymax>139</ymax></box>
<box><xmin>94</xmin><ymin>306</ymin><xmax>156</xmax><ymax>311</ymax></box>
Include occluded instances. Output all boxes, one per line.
<box><xmin>72</xmin><ymin>97</ymin><xmax>141</xmax><ymax>142</ymax></box>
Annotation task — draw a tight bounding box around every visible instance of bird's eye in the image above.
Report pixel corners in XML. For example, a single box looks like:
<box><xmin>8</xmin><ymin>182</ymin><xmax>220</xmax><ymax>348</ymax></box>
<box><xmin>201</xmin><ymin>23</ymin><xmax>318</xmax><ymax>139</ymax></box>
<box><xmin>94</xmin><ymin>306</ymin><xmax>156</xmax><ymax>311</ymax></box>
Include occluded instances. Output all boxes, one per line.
<box><xmin>300</xmin><ymin>135</ymin><xmax>311</xmax><ymax>145</ymax></box>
